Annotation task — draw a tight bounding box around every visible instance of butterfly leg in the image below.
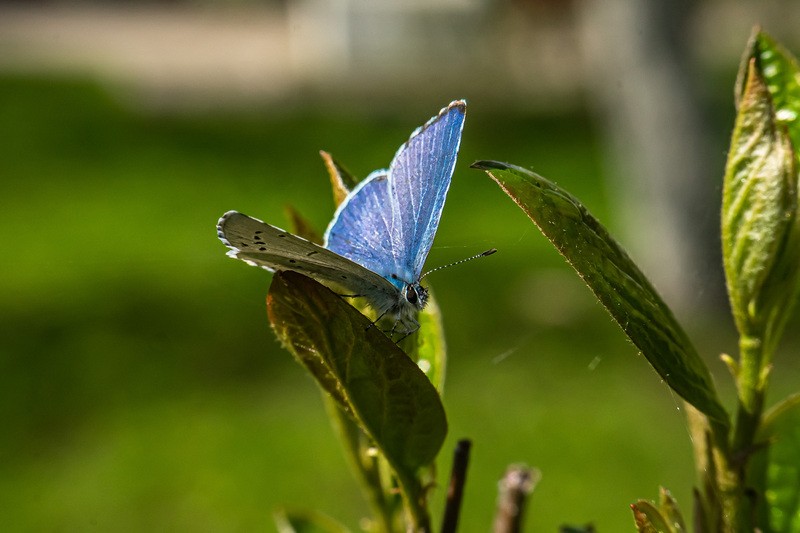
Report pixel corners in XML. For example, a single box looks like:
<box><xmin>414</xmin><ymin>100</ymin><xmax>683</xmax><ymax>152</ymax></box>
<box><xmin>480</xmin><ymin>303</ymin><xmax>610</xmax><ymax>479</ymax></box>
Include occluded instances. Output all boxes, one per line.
<box><xmin>393</xmin><ymin>325</ymin><xmax>420</xmax><ymax>343</ymax></box>
<box><xmin>365</xmin><ymin>309</ymin><xmax>390</xmax><ymax>332</ymax></box>
<box><xmin>391</xmin><ymin>315</ymin><xmax>420</xmax><ymax>343</ymax></box>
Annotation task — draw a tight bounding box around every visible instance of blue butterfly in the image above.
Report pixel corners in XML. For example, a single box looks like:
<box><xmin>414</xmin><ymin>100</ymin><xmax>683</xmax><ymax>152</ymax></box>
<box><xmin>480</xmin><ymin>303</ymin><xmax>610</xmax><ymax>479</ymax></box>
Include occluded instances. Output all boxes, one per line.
<box><xmin>218</xmin><ymin>100</ymin><xmax>467</xmax><ymax>335</ymax></box>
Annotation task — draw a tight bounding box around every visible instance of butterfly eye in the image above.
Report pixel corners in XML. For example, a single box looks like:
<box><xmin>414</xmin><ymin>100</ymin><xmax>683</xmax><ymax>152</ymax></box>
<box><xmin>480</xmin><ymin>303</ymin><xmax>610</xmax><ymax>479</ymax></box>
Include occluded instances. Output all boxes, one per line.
<box><xmin>405</xmin><ymin>285</ymin><xmax>418</xmax><ymax>305</ymax></box>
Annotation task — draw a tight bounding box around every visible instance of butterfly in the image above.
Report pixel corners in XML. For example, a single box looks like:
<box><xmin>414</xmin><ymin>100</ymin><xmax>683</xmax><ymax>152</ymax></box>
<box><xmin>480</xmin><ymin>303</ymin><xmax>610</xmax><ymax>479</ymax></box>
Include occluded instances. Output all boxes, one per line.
<box><xmin>217</xmin><ymin>100</ymin><xmax>467</xmax><ymax>336</ymax></box>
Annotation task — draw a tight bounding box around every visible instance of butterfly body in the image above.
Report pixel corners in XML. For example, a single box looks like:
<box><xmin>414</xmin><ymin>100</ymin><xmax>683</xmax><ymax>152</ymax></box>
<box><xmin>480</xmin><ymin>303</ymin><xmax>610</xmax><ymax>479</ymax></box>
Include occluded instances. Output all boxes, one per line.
<box><xmin>218</xmin><ymin>100</ymin><xmax>466</xmax><ymax>335</ymax></box>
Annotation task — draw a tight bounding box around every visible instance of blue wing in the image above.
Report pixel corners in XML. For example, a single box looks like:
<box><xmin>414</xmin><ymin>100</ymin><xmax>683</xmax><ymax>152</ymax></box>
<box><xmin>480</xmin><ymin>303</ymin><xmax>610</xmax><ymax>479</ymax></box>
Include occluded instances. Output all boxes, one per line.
<box><xmin>322</xmin><ymin>170</ymin><xmax>396</xmax><ymax>281</ymax></box>
<box><xmin>324</xmin><ymin>100</ymin><xmax>466</xmax><ymax>286</ymax></box>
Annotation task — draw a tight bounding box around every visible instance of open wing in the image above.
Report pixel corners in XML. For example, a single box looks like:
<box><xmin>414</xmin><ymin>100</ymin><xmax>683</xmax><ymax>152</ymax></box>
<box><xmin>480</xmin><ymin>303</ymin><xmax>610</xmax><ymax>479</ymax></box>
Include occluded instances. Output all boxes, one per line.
<box><xmin>325</xmin><ymin>100</ymin><xmax>466</xmax><ymax>284</ymax></box>
<box><xmin>218</xmin><ymin>211</ymin><xmax>400</xmax><ymax>310</ymax></box>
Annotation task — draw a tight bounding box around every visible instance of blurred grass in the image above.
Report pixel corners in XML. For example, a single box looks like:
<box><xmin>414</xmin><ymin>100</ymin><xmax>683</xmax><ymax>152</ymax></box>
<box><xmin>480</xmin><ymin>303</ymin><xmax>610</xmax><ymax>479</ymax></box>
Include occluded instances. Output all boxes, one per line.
<box><xmin>0</xmin><ymin>75</ymin><xmax>748</xmax><ymax>531</ymax></box>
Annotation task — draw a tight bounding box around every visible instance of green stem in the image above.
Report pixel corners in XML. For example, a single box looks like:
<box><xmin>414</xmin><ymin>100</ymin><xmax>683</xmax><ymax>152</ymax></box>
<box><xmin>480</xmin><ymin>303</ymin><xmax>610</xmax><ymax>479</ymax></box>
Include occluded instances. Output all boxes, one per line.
<box><xmin>715</xmin><ymin>333</ymin><xmax>769</xmax><ymax>531</ymax></box>
<box><xmin>692</xmin><ymin>334</ymin><xmax>769</xmax><ymax>532</ymax></box>
<box><xmin>733</xmin><ymin>334</ymin><xmax>766</xmax><ymax>455</ymax></box>
<box><xmin>394</xmin><ymin>468</ymin><xmax>431</xmax><ymax>533</ymax></box>
<box><xmin>325</xmin><ymin>398</ymin><xmax>397</xmax><ymax>533</ymax></box>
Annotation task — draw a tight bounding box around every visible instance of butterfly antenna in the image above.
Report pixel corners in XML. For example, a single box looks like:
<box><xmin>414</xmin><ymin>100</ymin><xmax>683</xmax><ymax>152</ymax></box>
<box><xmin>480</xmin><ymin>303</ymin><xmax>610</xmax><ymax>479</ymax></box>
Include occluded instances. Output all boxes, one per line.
<box><xmin>420</xmin><ymin>248</ymin><xmax>497</xmax><ymax>280</ymax></box>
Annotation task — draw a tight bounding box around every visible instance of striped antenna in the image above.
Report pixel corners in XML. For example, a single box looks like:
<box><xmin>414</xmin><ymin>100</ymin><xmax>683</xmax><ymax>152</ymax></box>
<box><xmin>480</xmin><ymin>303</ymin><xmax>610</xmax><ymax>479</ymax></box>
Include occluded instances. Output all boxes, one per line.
<box><xmin>420</xmin><ymin>248</ymin><xmax>497</xmax><ymax>280</ymax></box>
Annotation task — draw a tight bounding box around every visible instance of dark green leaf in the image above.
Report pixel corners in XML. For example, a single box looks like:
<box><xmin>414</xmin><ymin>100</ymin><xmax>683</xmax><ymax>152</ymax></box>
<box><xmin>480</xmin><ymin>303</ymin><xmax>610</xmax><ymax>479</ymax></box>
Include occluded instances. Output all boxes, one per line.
<box><xmin>692</xmin><ymin>488</ymin><xmax>710</xmax><ymax>533</ymax></box>
<box><xmin>559</xmin><ymin>525</ymin><xmax>596</xmax><ymax>533</ymax></box>
<box><xmin>274</xmin><ymin>508</ymin><xmax>350</xmax><ymax>533</ymax></box>
<box><xmin>318</xmin><ymin>150</ymin><xmax>447</xmax><ymax>388</ymax></box>
<box><xmin>267</xmin><ymin>271</ymin><xmax>448</xmax><ymax>475</ymax></box>
<box><xmin>473</xmin><ymin>161</ymin><xmax>728</xmax><ymax>424</ymax></box>
<box><xmin>284</xmin><ymin>205</ymin><xmax>323</xmax><ymax>244</ymax></box>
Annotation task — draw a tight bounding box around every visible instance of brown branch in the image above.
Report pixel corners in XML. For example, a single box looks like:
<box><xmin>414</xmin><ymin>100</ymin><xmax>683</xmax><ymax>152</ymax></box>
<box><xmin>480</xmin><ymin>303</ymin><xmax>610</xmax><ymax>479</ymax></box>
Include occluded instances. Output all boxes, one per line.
<box><xmin>440</xmin><ymin>439</ymin><xmax>472</xmax><ymax>533</ymax></box>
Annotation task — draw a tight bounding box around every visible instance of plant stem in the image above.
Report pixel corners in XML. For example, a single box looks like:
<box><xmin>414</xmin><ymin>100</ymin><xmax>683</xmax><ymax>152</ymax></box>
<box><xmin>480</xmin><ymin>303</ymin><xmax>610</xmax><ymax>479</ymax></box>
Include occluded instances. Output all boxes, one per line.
<box><xmin>732</xmin><ymin>335</ymin><xmax>766</xmax><ymax>455</ymax></box>
<box><xmin>324</xmin><ymin>397</ymin><xmax>397</xmax><ymax>533</ymax></box>
<box><xmin>441</xmin><ymin>439</ymin><xmax>472</xmax><ymax>533</ymax></box>
<box><xmin>714</xmin><ymin>333</ymin><xmax>768</xmax><ymax>531</ymax></box>
<box><xmin>395</xmin><ymin>468</ymin><xmax>431</xmax><ymax>533</ymax></box>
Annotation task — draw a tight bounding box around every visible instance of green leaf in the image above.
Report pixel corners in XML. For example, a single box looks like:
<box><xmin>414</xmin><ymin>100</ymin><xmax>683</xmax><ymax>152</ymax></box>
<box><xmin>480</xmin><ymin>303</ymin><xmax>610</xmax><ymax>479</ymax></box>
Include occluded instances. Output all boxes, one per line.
<box><xmin>630</xmin><ymin>488</ymin><xmax>686</xmax><ymax>533</ymax></box>
<box><xmin>734</xmin><ymin>28</ymin><xmax>800</xmax><ymax>361</ymax></box>
<box><xmin>751</xmin><ymin>393</ymin><xmax>800</xmax><ymax>532</ymax></box>
<box><xmin>318</xmin><ymin>150</ymin><xmax>448</xmax><ymax>393</ymax></box>
<box><xmin>631</xmin><ymin>501</ymin><xmax>673</xmax><ymax>533</ymax></box>
<box><xmin>723</xmin><ymin>56</ymin><xmax>797</xmax><ymax>346</ymax></box>
<box><xmin>473</xmin><ymin>161</ymin><xmax>728</xmax><ymax>424</ymax></box>
<box><xmin>317</xmin><ymin>152</ymin><xmax>447</xmax><ymax>384</ymax></box>
<box><xmin>274</xmin><ymin>508</ymin><xmax>351</xmax><ymax>533</ymax></box>
<box><xmin>658</xmin><ymin>487</ymin><xmax>687</xmax><ymax>532</ymax></box>
<box><xmin>686</xmin><ymin>408</ymin><xmax>722</xmax><ymax>533</ymax></box>
<box><xmin>267</xmin><ymin>271</ymin><xmax>448</xmax><ymax>475</ymax></box>
<box><xmin>692</xmin><ymin>487</ymin><xmax>711</xmax><ymax>533</ymax></box>
<box><xmin>284</xmin><ymin>205</ymin><xmax>324</xmax><ymax>244</ymax></box>
<box><xmin>738</xmin><ymin>30</ymin><xmax>800</xmax><ymax>150</ymax></box>
<box><xmin>404</xmin><ymin>288</ymin><xmax>447</xmax><ymax>392</ymax></box>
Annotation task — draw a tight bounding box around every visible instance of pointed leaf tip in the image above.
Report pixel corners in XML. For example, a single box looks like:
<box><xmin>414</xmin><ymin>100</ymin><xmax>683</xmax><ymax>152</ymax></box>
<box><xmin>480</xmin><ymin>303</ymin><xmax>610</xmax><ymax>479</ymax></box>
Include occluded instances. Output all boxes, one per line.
<box><xmin>723</xmin><ymin>50</ymin><xmax>799</xmax><ymax>351</ymax></box>
<box><xmin>471</xmin><ymin>159</ymin><xmax>509</xmax><ymax>171</ymax></box>
<box><xmin>475</xmin><ymin>161</ymin><xmax>729</xmax><ymax>424</ymax></box>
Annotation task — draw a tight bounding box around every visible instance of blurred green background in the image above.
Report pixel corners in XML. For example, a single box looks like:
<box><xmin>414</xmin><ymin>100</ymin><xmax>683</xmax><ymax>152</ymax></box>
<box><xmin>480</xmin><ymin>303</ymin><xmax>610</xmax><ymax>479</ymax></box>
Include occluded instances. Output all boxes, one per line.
<box><xmin>2</xmin><ymin>2</ymin><xmax>800</xmax><ymax>532</ymax></box>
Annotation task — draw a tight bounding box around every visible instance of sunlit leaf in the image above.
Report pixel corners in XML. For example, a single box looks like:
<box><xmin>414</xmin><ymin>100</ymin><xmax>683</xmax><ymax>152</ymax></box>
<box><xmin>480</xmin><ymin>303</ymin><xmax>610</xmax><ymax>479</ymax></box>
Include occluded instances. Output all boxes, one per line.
<box><xmin>414</xmin><ymin>290</ymin><xmax>447</xmax><ymax>392</ymax></box>
<box><xmin>274</xmin><ymin>507</ymin><xmax>351</xmax><ymax>533</ymax></box>
<box><xmin>630</xmin><ymin>488</ymin><xmax>686</xmax><ymax>533</ymax></box>
<box><xmin>734</xmin><ymin>28</ymin><xmax>800</xmax><ymax>361</ymax></box>
<box><xmin>750</xmin><ymin>393</ymin><xmax>800</xmax><ymax>532</ymax></box>
<box><xmin>473</xmin><ymin>161</ymin><xmax>728</xmax><ymax>424</ymax></box>
<box><xmin>631</xmin><ymin>500</ymin><xmax>672</xmax><ymax>533</ymax></box>
<box><xmin>737</xmin><ymin>30</ymin><xmax>800</xmax><ymax>151</ymax></box>
<box><xmin>685</xmin><ymin>409</ymin><xmax>722</xmax><ymax>533</ymax></box>
<box><xmin>723</xmin><ymin>57</ymin><xmax>798</xmax><ymax>349</ymax></box>
<box><xmin>267</xmin><ymin>271</ymin><xmax>448</xmax><ymax>475</ymax></box>
<box><xmin>658</xmin><ymin>487</ymin><xmax>687</xmax><ymax>532</ymax></box>
<box><xmin>320</xmin><ymin>150</ymin><xmax>360</xmax><ymax>206</ymax></box>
